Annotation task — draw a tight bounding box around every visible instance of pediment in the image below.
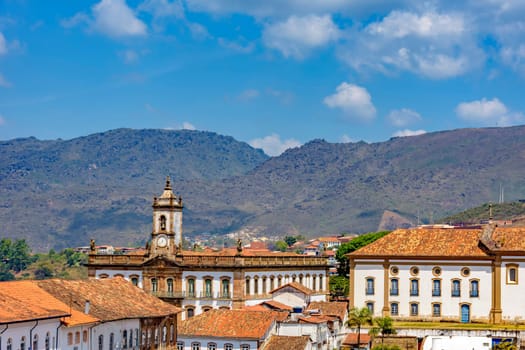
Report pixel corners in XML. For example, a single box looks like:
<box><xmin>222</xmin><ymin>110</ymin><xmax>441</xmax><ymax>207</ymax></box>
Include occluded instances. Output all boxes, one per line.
<box><xmin>142</xmin><ymin>254</ymin><xmax>182</xmax><ymax>268</ymax></box>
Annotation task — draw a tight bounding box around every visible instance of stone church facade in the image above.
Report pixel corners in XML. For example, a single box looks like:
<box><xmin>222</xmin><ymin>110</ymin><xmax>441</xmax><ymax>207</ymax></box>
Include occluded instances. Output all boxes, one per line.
<box><xmin>87</xmin><ymin>178</ymin><xmax>329</xmax><ymax>319</ymax></box>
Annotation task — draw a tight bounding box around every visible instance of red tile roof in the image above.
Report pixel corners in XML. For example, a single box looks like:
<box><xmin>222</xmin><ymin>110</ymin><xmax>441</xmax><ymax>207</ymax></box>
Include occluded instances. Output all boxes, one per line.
<box><xmin>262</xmin><ymin>335</ymin><xmax>310</xmax><ymax>350</ymax></box>
<box><xmin>270</xmin><ymin>282</ymin><xmax>314</xmax><ymax>296</ymax></box>
<box><xmin>262</xmin><ymin>300</ymin><xmax>293</xmax><ymax>311</ymax></box>
<box><xmin>490</xmin><ymin>227</ymin><xmax>525</xmax><ymax>252</ymax></box>
<box><xmin>178</xmin><ymin>309</ymin><xmax>281</xmax><ymax>339</ymax></box>
<box><xmin>343</xmin><ymin>333</ymin><xmax>371</xmax><ymax>345</ymax></box>
<box><xmin>0</xmin><ymin>281</ymin><xmax>99</xmax><ymax>326</ymax></box>
<box><xmin>348</xmin><ymin>228</ymin><xmax>489</xmax><ymax>259</ymax></box>
<box><xmin>36</xmin><ymin>277</ymin><xmax>181</xmax><ymax>322</ymax></box>
<box><xmin>0</xmin><ymin>281</ymin><xmax>71</xmax><ymax>324</ymax></box>
<box><xmin>306</xmin><ymin>301</ymin><xmax>348</xmax><ymax>322</ymax></box>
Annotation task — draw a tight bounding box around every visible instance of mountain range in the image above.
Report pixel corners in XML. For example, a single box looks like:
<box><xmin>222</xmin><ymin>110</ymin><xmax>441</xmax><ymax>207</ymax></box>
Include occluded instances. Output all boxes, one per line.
<box><xmin>2</xmin><ymin>126</ymin><xmax>525</xmax><ymax>251</ymax></box>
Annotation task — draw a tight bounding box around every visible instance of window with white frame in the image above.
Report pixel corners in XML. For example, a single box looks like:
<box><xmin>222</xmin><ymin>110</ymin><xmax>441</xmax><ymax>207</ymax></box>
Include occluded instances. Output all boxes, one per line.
<box><xmin>390</xmin><ymin>278</ymin><xmax>399</xmax><ymax>296</ymax></box>
<box><xmin>410</xmin><ymin>303</ymin><xmax>419</xmax><ymax>316</ymax></box>
<box><xmin>241</xmin><ymin>345</ymin><xmax>250</xmax><ymax>350</ymax></box>
<box><xmin>366</xmin><ymin>277</ymin><xmax>375</xmax><ymax>295</ymax></box>
<box><xmin>176</xmin><ymin>342</ymin><xmax>184</xmax><ymax>350</ymax></box>
<box><xmin>470</xmin><ymin>280</ymin><xmax>479</xmax><ymax>297</ymax></box>
<box><xmin>410</xmin><ymin>279</ymin><xmax>419</xmax><ymax>296</ymax></box>
<box><xmin>507</xmin><ymin>264</ymin><xmax>519</xmax><ymax>284</ymax></box>
<box><xmin>207</xmin><ymin>343</ymin><xmax>217</xmax><ymax>350</ymax></box>
<box><xmin>191</xmin><ymin>342</ymin><xmax>201</xmax><ymax>350</ymax></box>
<box><xmin>452</xmin><ymin>279</ymin><xmax>461</xmax><ymax>297</ymax></box>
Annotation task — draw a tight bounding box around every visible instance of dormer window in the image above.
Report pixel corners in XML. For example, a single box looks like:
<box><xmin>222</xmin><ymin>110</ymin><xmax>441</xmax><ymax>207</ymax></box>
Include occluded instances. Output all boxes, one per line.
<box><xmin>160</xmin><ymin>216</ymin><xmax>167</xmax><ymax>231</ymax></box>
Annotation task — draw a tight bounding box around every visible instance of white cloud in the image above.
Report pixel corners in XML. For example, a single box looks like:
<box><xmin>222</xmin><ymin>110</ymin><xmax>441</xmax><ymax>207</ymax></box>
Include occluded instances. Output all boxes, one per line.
<box><xmin>340</xmin><ymin>134</ymin><xmax>354</xmax><ymax>143</ymax></box>
<box><xmin>249</xmin><ymin>133</ymin><xmax>301</xmax><ymax>156</ymax></box>
<box><xmin>238</xmin><ymin>89</ymin><xmax>260</xmax><ymax>101</ymax></box>
<box><xmin>138</xmin><ymin>0</ymin><xmax>184</xmax><ymax>18</ymax></box>
<box><xmin>0</xmin><ymin>73</ymin><xmax>12</xmax><ymax>88</ymax></box>
<box><xmin>93</xmin><ymin>0</ymin><xmax>147</xmax><ymax>37</ymax></box>
<box><xmin>455</xmin><ymin>98</ymin><xmax>523</xmax><ymax>126</ymax></box>
<box><xmin>266</xmin><ymin>88</ymin><xmax>294</xmax><ymax>105</ymax></box>
<box><xmin>323</xmin><ymin>82</ymin><xmax>376</xmax><ymax>120</ymax></box>
<box><xmin>0</xmin><ymin>32</ymin><xmax>7</xmax><ymax>55</ymax></box>
<box><xmin>61</xmin><ymin>12</ymin><xmax>90</xmax><ymax>28</ymax></box>
<box><xmin>181</xmin><ymin>122</ymin><xmax>196</xmax><ymax>130</ymax></box>
<box><xmin>501</xmin><ymin>44</ymin><xmax>525</xmax><ymax>75</ymax></box>
<box><xmin>387</xmin><ymin>108</ymin><xmax>422</xmax><ymax>127</ymax></box>
<box><xmin>338</xmin><ymin>9</ymin><xmax>483</xmax><ymax>79</ymax></box>
<box><xmin>263</xmin><ymin>15</ymin><xmax>340</xmax><ymax>59</ymax></box>
<box><xmin>63</xmin><ymin>0</ymin><xmax>147</xmax><ymax>38</ymax></box>
<box><xmin>367</xmin><ymin>11</ymin><xmax>465</xmax><ymax>38</ymax></box>
<box><xmin>392</xmin><ymin>129</ymin><xmax>426</xmax><ymax>137</ymax></box>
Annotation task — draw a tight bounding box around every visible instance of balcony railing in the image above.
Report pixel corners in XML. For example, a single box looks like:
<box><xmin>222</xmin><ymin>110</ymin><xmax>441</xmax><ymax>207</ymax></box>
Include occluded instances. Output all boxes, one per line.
<box><xmin>470</xmin><ymin>290</ymin><xmax>479</xmax><ymax>297</ymax></box>
<box><xmin>390</xmin><ymin>288</ymin><xmax>399</xmax><ymax>296</ymax></box>
<box><xmin>365</xmin><ymin>288</ymin><xmax>375</xmax><ymax>295</ymax></box>
<box><xmin>432</xmin><ymin>289</ymin><xmax>441</xmax><ymax>297</ymax></box>
<box><xmin>451</xmin><ymin>290</ymin><xmax>461</xmax><ymax>297</ymax></box>
<box><xmin>410</xmin><ymin>289</ymin><xmax>419</xmax><ymax>296</ymax></box>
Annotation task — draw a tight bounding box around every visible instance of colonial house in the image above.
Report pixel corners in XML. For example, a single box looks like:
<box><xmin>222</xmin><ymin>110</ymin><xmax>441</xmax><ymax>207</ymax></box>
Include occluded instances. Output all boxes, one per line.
<box><xmin>0</xmin><ymin>278</ymin><xmax>180</xmax><ymax>350</ymax></box>
<box><xmin>347</xmin><ymin>225</ymin><xmax>525</xmax><ymax>324</ymax></box>
<box><xmin>87</xmin><ymin>178</ymin><xmax>329</xmax><ymax>319</ymax></box>
<box><xmin>176</xmin><ymin>309</ymin><xmax>288</xmax><ymax>350</ymax></box>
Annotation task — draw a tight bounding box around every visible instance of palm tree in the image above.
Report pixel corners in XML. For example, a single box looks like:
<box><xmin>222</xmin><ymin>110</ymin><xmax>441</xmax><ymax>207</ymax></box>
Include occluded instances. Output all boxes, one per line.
<box><xmin>494</xmin><ymin>341</ymin><xmax>517</xmax><ymax>350</ymax></box>
<box><xmin>369</xmin><ymin>316</ymin><xmax>396</xmax><ymax>349</ymax></box>
<box><xmin>347</xmin><ymin>307</ymin><xmax>373</xmax><ymax>350</ymax></box>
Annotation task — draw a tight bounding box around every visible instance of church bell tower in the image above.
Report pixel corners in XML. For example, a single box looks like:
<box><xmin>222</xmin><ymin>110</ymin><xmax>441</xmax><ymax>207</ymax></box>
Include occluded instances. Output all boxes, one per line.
<box><xmin>150</xmin><ymin>176</ymin><xmax>183</xmax><ymax>256</ymax></box>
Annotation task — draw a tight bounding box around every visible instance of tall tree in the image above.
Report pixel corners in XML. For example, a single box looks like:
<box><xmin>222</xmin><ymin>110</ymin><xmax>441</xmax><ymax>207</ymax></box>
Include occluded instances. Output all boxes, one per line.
<box><xmin>347</xmin><ymin>307</ymin><xmax>373</xmax><ymax>349</ymax></box>
<box><xmin>369</xmin><ymin>316</ymin><xmax>396</xmax><ymax>348</ymax></box>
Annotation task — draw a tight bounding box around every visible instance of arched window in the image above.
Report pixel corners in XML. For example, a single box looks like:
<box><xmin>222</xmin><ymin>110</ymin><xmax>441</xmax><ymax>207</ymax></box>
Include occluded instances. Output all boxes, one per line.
<box><xmin>186</xmin><ymin>307</ymin><xmax>195</xmax><ymax>318</ymax></box>
<box><xmin>245</xmin><ymin>276</ymin><xmax>251</xmax><ymax>295</ymax></box>
<box><xmin>75</xmin><ymin>331</ymin><xmax>80</xmax><ymax>344</ymax></box>
<box><xmin>167</xmin><ymin>278</ymin><xmax>174</xmax><ymax>294</ymax></box>
<box><xmin>253</xmin><ymin>276</ymin><xmax>259</xmax><ymax>295</ymax></box>
<box><xmin>131</xmin><ymin>276</ymin><xmax>139</xmax><ymax>286</ymax></box>
<box><xmin>176</xmin><ymin>342</ymin><xmax>184</xmax><ymax>350</ymax></box>
<box><xmin>221</xmin><ymin>278</ymin><xmax>230</xmax><ymax>298</ymax></box>
<box><xmin>45</xmin><ymin>333</ymin><xmax>50</xmax><ymax>350</ymax></box>
<box><xmin>204</xmin><ymin>278</ymin><xmax>213</xmax><ymax>297</ymax></box>
<box><xmin>312</xmin><ymin>275</ymin><xmax>317</xmax><ymax>291</ymax></box>
<box><xmin>319</xmin><ymin>274</ymin><xmax>324</xmax><ymax>290</ymax></box>
<box><xmin>123</xmin><ymin>330</ymin><xmax>128</xmax><ymax>349</ymax></box>
<box><xmin>224</xmin><ymin>344</ymin><xmax>233</xmax><ymax>350</ymax></box>
<box><xmin>278</xmin><ymin>275</ymin><xmax>282</xmax><ymax>287</ymax></box>
<box><xmin>98</xmin><ymin>335</ymin><xmax>104</xmax><ymax>350</ymax></box>
<box><xmin>507</xmin><ymin>264</ymin><xmax>519</xmax><ymax>284</ymax></box>
<box><xmin>33</xmin><ymin>334</ymin><xmax>38</xmax><ymax>350</ymax></box>
<box><xmin>262</xmin><ymin>276</ymin><xmax>267</xmax><ymax>294</ymax></box>
<box><xmin>151</xmin><ymin>278</ymin><xmax>158</xmax><ymax>293</ymax></box>
<box><xmin>67</xmin><ymin>333</ymin><xmax>73</xmax><ymax>346</ymax></box>
<box><xmin>269</xmin><ymin>276</ymin><xmax>275</xmax><ymax>291</ymax></box>
<box><xmin>160</xmin><ymin>215</ymin><xmax>167</xmax><ymax>230</ymax></box>
<box><xmin>109</xmin><ymin>333</ymin><xmax>114</xmax><ymax>350</ymax></box>
<box><xmin>83</xmin><ymin>330</ymin><xmax>88</xmax><ymax>343</ymax></box>
<box><xmin>191</xmin><ymin>342</ymin><xmax>201</xmax><ymax>350</ymax></box>
<box><xmin>207</xmin><ymin>343</ymin><xmax>217</xmax><ymax>350</ymax></box>
<box><xmin>162</xmin><ymin>326</ymin><xmax>167</xmax><ymax>343</ymax></box>
<box><xmin>187</xmin><ymin>278</ymin><xmax>195</xmax><ymax>297</ymax></box>
<box><xmin>7</xmin><ymin>338</ymin><xmax>12</xmax><ymax>350</ymax></box>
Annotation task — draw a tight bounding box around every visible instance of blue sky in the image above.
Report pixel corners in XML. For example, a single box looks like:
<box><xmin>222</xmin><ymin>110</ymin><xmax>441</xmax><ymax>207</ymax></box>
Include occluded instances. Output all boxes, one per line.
<box><xmin>1</xmin><ymin>0</ymin><xmax>525</xmax><ymax>156</ymax></box>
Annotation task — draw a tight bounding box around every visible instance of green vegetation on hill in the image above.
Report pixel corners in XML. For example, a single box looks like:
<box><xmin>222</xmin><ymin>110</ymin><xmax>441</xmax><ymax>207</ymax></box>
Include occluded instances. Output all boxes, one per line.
<box><xmin>3</xmin><ymin>126</ymin><xmax>525</xmax><ymax>251</ymax></box>
<box><xmin>439</xmin><ymin>201</ymin><xmax>525</xmax><ymax>225</ymax></box>
<box><xmin>0</xmin><ymin>238</ymin><xmax>87</xmax><ymax>281</ymax></box>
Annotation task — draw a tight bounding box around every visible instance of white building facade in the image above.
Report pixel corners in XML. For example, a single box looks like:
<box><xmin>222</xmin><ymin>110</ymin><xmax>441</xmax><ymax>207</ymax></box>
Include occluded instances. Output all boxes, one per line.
<box><xmin>348</xmin><ymin>226</ymin><xmax>525</xmax><ymax>324</ymax></box>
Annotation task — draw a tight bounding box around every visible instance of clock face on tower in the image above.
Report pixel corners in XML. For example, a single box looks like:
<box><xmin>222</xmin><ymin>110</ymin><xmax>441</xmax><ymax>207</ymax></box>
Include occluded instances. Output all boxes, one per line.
<box><xmin>157</xmin><ymin>235</ymin><xmax>168</xmax><ymax>248</ymax></box>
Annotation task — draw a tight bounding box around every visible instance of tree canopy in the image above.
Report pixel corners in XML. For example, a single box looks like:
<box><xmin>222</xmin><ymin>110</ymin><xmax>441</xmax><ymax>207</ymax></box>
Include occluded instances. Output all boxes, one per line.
<box><xmin>336</xmin><ymin>231</ymin><xmax>390</xmax><ymax>276</ymax></box>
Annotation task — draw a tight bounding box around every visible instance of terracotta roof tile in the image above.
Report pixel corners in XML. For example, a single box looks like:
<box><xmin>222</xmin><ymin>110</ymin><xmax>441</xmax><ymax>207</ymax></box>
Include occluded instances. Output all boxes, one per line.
<box><xmin>270</xmin><ymin>282</ymin><xmax>314</xmax><ymax>296</ymax></box>
<box><xmin>262</xmin><ymin>300</ymin><xmax>293</xmax><ymax>311</ymax></box>
<box><xmin>262</xmin><ymin>335</ymin><xmax>310</xmax><ymax>350</ymax></box>
<box><xmin>297</xmin><ymin>315</ymin><xmax>330</xmax><ymax>324</ymax></box>
<box><xmin>306</xmin><ymin>301</ymin><xmax>348</xmax><ymax>321</ymax></box>
<box><xmin>178</xmin><ymin>309</ymin><xmax>281</xmax><ymax>339</ymax></box>
<box><xmin>491</xmin><ymin>227</ymin><xmax>525</xmax><ymax>252</ymax></box>
<box><xmin>36</xmin><ymin>277</ymin><xmax>181</xmax><ymax>322</ymax></box>
<box><xmin>0</xmin><ymin>281</ymin><xmax>71</xmax><ymax>324</ymax></box>
<box><xmin>348</xmin><ymin>228</ymin><xmax>489</xmax><ymax>259</ymax></box>
<box><xmin>343</xmin><ymin>333</ymin><xmax>371</xmax><ymax>345</ymax></box>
